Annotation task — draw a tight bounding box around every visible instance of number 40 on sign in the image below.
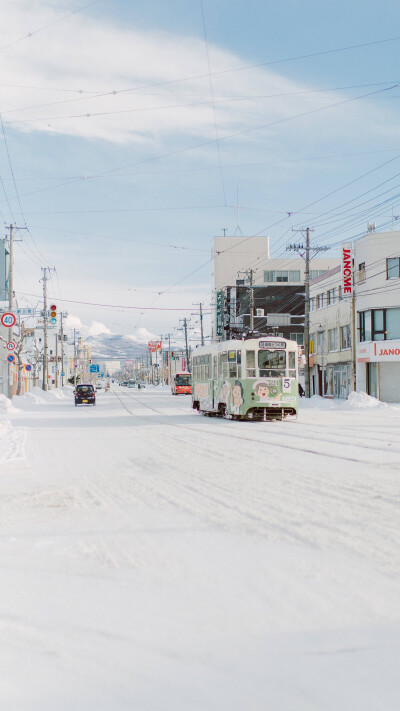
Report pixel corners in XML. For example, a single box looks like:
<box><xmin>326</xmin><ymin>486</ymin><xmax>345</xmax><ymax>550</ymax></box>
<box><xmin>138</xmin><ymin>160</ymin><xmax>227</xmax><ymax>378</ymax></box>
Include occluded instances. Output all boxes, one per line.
<box><xmin>1</xmin><ymin>312</ymin><xmax>16</xmax><ymax>328</ymax></box>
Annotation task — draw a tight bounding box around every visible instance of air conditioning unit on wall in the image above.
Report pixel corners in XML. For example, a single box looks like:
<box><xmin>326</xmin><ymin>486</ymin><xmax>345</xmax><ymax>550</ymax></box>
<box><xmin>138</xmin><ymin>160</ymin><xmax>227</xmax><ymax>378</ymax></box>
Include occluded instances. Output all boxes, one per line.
<box><xmin>256</xmin><ymin>309</ymin><xmax>265</xmax><ymax>317</ymax></box>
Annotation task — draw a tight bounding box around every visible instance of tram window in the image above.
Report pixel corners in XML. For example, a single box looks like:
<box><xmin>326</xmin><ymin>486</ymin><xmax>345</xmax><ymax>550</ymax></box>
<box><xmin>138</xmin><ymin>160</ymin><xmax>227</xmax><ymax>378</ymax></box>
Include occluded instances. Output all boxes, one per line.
<box><xmin>237</xmin><ymin>351</ymin><xmax>242</xmax><ymax>364</ymax></box>
<box><xmin>221</xmin><ymin>351</ymin><xmax>229</xmax><ymax>379</ymax></box>
<box><xmin>229</xmin><ymin>362</ymin><xmax>237</xmax><ymax>378</ymax></box>
<box><xmin>228</xmin><ymin>351</ymin><xmax>236</xmax><ymax>362</ymax></box>
<box><xmin>213</xmin><ymin>355</ymin><xmax>217</xmax><ymax>378</ymax></box>
<box><xmin>258</xmin><ymin>349</ymin><xmax>286</xmax><ymax>377</ymax></box>
<box><xmin>246</xmin><ymin>350</ymin><xmax>256</xmax><ymax>378</ymax></box>
<box><xmin>288</xmin><ymin>351</ymin><xmax>296</xmax><ymax>378</ymax></box>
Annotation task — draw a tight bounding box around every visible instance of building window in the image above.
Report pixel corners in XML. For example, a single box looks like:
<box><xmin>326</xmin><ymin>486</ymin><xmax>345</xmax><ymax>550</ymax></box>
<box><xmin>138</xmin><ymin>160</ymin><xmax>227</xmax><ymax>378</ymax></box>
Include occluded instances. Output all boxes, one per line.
<box><xmin>328</xmin><ymin>328</ymin><xmax>339</xmax><ymax>352</ymax></box>
<box><xmin>360</xmin><ymin>311</ymin><xmax>371</xmax><ymax>341</ymax></box>
<box><xmin>316</xmin><ymin>293</ymin><xmax>324</xmax><ymax>309</ymax></box>
<box><xmin>309</xmin><ymin>297</ymin><xmax>316</xmax><ymax>311</ymax></box>
<box><xmin>290</xmin><ymin>332</ymin><xmax>304</xmax><ymax>345</ymax></box>
<box><xmin>373</xmin><ymin>310</ymin><xmax>385</xmax><ymax>341</ymax></box>
<box><xmin>264</xmin><ymin>270</ymin><xmax>275</xmax><ymax>282</ymax></box>
<box><xmin>327</xmin><ymin>288</ymin><xmax>337</xmax><ymax>305</ymax></box>
<box><xmin>386</xmin><ymin>308</ymin><xmax>400</xmax><ymax>340</ymax></box>
<box><xmin>387</xmin><ymin>257</ymin><xmax>400</xmax><ymax>279</ymax></box>
<box><xmin>358</xmin><ymin>262</ymin><xmax>366</xmax><ymax>284</ymax></box>
<box><xmin>340</xmin><ymin>324</ymin><xmax>351</xmax><ymax>350</ymax></box>
<box><xmin>276</xmin><ymin>270</ymin><xmax>288</xmax><ymax>282</ymax></box>
<box><xmin>317</xmin><ymin>330</ymin><xmax>326</xmax><ymax>353</ymax></box>
<box><xmin>310</xmin><ymin>270</ymin><xmax>319</xmax><ymax>280</ymax></box>
<box><xmin>289</xmin><ymin>270</ymin><xmax>301</xmax><ymax>282</ymax></box>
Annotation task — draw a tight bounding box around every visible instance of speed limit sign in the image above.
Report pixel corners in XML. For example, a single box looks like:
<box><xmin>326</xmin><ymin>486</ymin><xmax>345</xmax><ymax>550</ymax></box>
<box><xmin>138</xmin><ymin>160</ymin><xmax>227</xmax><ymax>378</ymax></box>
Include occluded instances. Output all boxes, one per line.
<box><xmin>6</xmin><ymin>341</ymin><xmax>16</xmax><ymax>351</ymax></box>
<box><xmin>1</xmin><ymin>312</ymin><xmax>16</xmax><ymax>328</ymax></box>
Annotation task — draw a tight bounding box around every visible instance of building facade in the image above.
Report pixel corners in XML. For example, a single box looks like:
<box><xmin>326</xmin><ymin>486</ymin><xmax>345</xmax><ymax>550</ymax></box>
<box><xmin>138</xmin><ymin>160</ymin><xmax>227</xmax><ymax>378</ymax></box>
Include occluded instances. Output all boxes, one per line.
<box><xmin>309</xmin><ymin>266</ymin><xmax>353</xmax><ymax>399</ymax></box>
<box><xmin>354</xmin><ymin>230</ymin><xmax>400</xmax><ymax>402</ymax></box>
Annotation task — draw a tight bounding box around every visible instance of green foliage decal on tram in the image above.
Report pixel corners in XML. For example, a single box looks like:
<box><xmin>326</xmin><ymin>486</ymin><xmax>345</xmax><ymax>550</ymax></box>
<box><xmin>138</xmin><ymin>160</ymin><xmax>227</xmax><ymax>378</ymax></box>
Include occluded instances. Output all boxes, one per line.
<box><xmin>192</xmin><ymin>337</ymin><xmax>299</xmax><ymax>421</ymax></box>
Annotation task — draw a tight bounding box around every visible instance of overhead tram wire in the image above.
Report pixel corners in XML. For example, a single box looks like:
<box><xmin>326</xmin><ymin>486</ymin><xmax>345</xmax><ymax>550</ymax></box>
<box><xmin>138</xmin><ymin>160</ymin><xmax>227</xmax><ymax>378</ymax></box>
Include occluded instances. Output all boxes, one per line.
<box><xmin>7</xmin><ymin>80</ymin><xmax>399</xmax><ymax>128</ymax></box>
<box><xmin>0</xmin><ymin>113</ymin><xmax>51</xmax><ymax>266</ymax></box>
<box><xmin>2</xmin><ymin>34</ymin><xmax>399</xmax><ymax>110</ymax></box>
<box><xmin>2</xmin><ymin>79</ymin><xmax>398</xmax><ymax>216</ymax></box>
<box><xmin>0</xmin><ymin>0</ymin><xmax>105</xmax><ymax>51</ymax></box>
<box><xmin>216</xmin><ymin>148</ymin><xmax>400</xmax><ymax>271</ymax></box>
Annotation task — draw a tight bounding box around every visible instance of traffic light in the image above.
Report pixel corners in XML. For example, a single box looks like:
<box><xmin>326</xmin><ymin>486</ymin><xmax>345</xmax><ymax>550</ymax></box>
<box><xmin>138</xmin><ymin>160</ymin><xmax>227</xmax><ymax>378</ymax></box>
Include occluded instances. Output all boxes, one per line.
<box><xmin>50</xmin><ymin>304</ymin><xmax>57</xmax><ymax>324</ymax></box>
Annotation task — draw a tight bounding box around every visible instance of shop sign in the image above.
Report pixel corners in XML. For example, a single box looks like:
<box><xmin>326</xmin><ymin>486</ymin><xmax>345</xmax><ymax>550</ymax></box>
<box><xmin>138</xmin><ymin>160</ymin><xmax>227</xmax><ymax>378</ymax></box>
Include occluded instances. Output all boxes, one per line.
<box><xmin>358</xmin><ymin>340</ymin><xmax>400</xmax><ymax>363</ymax></box>
<box><xmin>341</xmin><ymin>243</ymin><xmax>352</xmax><ymax>296</ymax></box>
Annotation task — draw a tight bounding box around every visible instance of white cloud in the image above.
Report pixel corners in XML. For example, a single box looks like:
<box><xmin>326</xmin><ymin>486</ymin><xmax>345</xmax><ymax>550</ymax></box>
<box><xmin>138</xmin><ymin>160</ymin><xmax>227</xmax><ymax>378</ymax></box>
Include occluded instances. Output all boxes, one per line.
<box><xmin>0</xmin><ymin>1</ymin><xmax>391</xmax><ymax>148</ymax></box>
<box><xmin>65</xmin><ymin>314</ymin><xmax>82</xmax><ymax>330</ymax></box>
<box><xmin>88</xmin><ymin>321</ymin><xmax>111</xmax><ymax>336</ymax></box>
<box><xmin>126</xmin><ymin>327</ymin><xmax>156</xmax><ymax>344</ymax></box>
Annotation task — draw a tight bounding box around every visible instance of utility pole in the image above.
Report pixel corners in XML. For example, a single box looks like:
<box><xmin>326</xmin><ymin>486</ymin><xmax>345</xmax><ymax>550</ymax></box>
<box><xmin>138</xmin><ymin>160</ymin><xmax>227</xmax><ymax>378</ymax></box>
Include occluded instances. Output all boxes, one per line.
<box><xmin>73</xmin><ymin>328</ymin><xmax>77</xmax><ymax>387</ymax></box>
<box><xmin>178</xmin><ymin>318</ymin><xmax>191</xmax><ymax>372</ymax></box>
<box><xmin>60</xmin><ymin>312</ymin><xmax>65</xmax><ymax>387</ymax></box>
<box><xmin>55</xmin><ymin>329</ymin><xmax>58</xmax><ymax>389</ymax></box>
<box><xmin>6</xmin><ymin>224</ymin><xmax>24</xmax><ymax>398</ymax></box>
<box><xmin>8</xmin><ymin>225</ymin><xmax>14</xmax><ymax>399</ymax></box>
<box><xmin>287</xmin><ymin>228</ymin><xmax>329</xmax><ymax>398</ymax></box>
<box><xmin>192</xmin><ymin>303</ymin><xmax>205</xmax><ymax>346</ymax></box>
<box><xmin>40</xmin><ymin>267</ymin><xmax>50</xmax><ymax>390</ymax></box>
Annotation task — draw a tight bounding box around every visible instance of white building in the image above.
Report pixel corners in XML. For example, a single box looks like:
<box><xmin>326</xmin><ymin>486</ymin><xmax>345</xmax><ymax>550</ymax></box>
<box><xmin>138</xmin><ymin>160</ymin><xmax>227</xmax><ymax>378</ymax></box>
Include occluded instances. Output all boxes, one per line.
<box><xmin>354</xmin><ymin>230</ymin><xmax>400</xmax><ymax>401</ymax></box>
<box><xmin>309</xmin><ymin>266</ymin><xmax>353</xmax><ymax>398</ymax></box>
<box><xmin>309</xmin><ymin>229</ymin><xmax>400</xmax><ymax>402</ymax></box>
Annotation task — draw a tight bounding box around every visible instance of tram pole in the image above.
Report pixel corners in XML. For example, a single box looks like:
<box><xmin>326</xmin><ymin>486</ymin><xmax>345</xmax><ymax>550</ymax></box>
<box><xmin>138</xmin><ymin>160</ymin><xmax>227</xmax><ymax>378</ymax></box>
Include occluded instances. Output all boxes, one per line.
<box><xmin>287</xmin><ymin>228</ymin><xmax>329</xmax><ymax>398</ymax></box>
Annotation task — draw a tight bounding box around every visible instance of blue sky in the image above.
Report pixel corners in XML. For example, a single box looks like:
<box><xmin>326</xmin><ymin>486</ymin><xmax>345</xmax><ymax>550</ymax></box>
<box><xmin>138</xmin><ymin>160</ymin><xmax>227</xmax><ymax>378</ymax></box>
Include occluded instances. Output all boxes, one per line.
<box><xmin>1</xmin><ymin>0</ymin><xmax>400</xmax><ymax>343</ymax></box>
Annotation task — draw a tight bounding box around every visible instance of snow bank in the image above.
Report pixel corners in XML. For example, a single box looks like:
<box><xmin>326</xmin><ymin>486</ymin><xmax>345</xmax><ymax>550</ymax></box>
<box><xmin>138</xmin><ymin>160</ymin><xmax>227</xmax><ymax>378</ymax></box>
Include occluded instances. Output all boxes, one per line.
<box><xmin>0</xmin><ymin>394</ymin><xmax>17</xmax><ymax>416</ymax></box>
<box><xmin>11</xmin><ymin>387</ymin><xmax>72</xmax><ymax>410</ymax></box>
<box><xmin>345</xmin><ymin>391</ymin><xmax>388</xmax><ymax>409</ymax></box>
<box><xmin>300</xmin><ymin>392</ymin><xmax>397</xmax><ymax>410</ymax></box>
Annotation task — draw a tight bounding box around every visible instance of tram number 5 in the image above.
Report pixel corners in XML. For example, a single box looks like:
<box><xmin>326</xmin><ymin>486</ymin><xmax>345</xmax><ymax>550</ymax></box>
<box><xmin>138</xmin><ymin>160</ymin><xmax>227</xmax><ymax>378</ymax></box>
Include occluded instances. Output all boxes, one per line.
<box><xmin>283</xmin><ymin>378</ymin><xmax>291</xmax><ymax>390</ymax></box>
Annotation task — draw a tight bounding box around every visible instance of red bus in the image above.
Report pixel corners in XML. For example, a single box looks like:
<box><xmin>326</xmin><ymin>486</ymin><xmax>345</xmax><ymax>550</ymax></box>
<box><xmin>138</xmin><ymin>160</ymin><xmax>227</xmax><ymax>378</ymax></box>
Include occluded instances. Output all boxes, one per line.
<box><xmin>171</xmin><ymin>371</ymin><xmax>192</xmax><ymax>395</ymax></box>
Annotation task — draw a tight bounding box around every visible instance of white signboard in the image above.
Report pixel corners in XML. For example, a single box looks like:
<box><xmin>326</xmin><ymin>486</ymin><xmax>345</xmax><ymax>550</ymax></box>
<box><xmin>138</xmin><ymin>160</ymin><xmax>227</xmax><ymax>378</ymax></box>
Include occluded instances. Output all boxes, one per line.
<box><xmin>357</xmin><ymin>340</ymin><xmax>400</xmax><ymax>363</ymax></box>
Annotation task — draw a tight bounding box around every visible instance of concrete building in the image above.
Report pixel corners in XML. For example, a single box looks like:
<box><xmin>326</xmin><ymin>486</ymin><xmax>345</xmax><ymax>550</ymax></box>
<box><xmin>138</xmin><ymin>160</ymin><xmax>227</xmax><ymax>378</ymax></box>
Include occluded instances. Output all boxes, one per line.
<box><xmin>212</xmin><ymin>235</ymin><xmax>338</xmax><ymax>340</ymax></box>
<box><xmin>355</xmin><ymin>230</ymin><xmax>400</xmax><ymax>401</ymax></box>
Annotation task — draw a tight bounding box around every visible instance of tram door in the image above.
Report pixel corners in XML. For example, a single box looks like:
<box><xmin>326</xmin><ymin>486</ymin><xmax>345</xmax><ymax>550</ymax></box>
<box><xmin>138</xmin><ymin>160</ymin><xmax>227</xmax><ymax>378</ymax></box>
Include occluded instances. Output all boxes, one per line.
<box><xmin>212</xmin><ymin>355</ymin><xmax>217</xmax><ymax>409</ymax></box>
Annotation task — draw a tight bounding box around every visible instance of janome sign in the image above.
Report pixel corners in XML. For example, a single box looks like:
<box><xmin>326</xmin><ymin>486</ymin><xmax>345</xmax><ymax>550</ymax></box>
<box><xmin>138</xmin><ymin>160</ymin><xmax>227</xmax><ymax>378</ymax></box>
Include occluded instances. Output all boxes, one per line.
<box><xmin>357</xmin><ymin>340</ymin><xmax>400</xmax><ymax>363</ymax></box>
<box><xmin>341</xmin><ymin>243</ymin><xmax>352</xmax><ymax>296</ymax></box>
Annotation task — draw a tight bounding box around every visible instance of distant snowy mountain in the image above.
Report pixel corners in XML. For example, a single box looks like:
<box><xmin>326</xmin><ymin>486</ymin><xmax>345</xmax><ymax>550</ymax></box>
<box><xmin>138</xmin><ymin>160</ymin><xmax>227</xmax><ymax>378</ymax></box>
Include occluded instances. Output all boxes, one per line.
<box><xmin>85</xmin><ymin>333</ymin><xmax>146</xmax><ymax>360</ymax></box>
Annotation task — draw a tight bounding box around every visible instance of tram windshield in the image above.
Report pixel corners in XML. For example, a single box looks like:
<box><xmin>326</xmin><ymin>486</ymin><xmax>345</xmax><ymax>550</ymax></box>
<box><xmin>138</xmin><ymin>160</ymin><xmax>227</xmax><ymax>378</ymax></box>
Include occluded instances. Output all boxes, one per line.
<box><xmin>175</xmin><ymin>374</ymin><xmax>191</xmax><ymax>386</ymax></box>
<box><xmin>258</xmin><ymin>349</ymin><xmax>286</xmax><ymax>377</ymax></box>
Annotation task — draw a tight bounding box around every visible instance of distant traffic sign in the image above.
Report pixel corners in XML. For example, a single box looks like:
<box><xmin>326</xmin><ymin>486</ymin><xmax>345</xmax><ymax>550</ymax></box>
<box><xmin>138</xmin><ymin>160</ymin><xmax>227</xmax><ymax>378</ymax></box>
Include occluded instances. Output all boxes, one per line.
<box><xmin>7</xmin><ymin>354</ymin><xmax>15</xmax><ymax>363</ymax></box>
<box><xmin>25</xmin><ymin>364</ymin><xmax>32</xmax><ymax>372</ymax></box>
<box><xmin>1</xmin><ymin>312</ymin><xmax>16</xmax><ymax>328</ymax></box>
<box><xmin>6</xmin><ymin>341</ymin><xmax>15</xmax><ymax>351</ymax></box>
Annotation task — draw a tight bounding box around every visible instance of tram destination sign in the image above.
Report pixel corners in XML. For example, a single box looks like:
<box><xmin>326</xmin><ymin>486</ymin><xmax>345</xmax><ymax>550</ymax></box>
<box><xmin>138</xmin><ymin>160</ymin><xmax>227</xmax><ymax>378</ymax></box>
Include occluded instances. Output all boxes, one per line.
<box><xmin>259</xmin><ymin>340</ymin><xmax>286</xmax><ymax>349</ymax></box>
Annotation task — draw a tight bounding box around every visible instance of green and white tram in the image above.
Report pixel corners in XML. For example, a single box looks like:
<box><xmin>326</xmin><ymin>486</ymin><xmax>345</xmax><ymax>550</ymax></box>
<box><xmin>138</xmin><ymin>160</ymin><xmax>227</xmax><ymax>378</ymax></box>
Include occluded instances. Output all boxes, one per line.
<box><xmin>192</xmin><ymin>337</ymin><xmax>299</xmax><ymax>421</ymax></box>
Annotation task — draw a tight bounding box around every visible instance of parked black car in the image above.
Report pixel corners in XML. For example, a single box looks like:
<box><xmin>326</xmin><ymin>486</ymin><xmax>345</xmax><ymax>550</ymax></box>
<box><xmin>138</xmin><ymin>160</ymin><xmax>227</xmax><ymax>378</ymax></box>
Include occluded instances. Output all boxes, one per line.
<box><xmin>74</xmin><ymin>384</ymin><xmax>96</xmax><ymax>406</ymax></box>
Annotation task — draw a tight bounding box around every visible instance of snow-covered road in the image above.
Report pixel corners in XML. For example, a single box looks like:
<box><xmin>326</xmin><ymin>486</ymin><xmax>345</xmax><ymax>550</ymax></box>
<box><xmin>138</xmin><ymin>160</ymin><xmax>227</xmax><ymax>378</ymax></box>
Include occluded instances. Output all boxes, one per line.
<box><xmin>1</xmin><ymin>387</ymin><xmax>400</xmax><ymax>710</ymax></box>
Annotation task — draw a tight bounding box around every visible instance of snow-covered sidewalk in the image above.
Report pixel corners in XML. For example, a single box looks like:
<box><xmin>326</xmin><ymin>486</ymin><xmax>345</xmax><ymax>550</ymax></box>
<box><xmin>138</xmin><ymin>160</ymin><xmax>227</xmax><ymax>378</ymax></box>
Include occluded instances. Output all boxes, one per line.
<box><xmin>1</xmin><ymin>387</ymin><xmax>400</xmax><ymax>710</ymax></box>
